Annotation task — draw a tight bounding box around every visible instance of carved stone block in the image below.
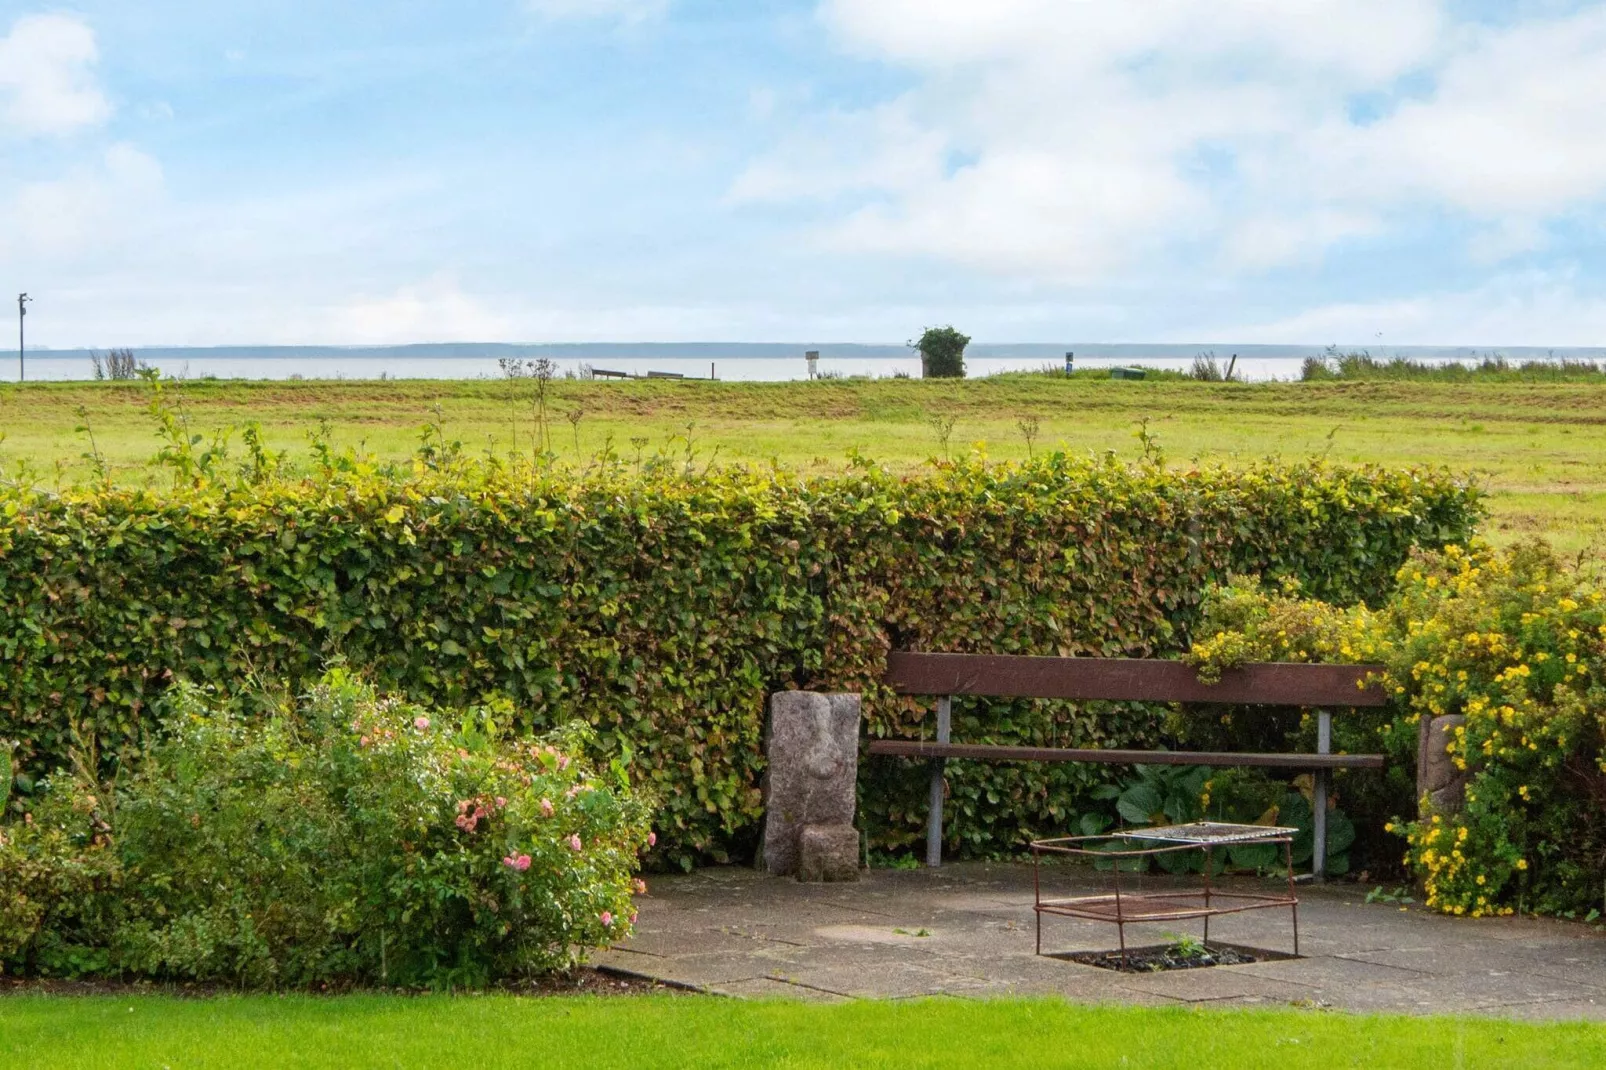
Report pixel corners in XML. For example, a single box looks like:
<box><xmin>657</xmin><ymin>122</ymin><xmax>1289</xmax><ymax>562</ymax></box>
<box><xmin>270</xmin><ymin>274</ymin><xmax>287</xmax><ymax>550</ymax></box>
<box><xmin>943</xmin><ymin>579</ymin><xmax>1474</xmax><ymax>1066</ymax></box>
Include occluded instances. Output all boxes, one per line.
<box><xmin>798</xmin><ymin>824</ymin><xmax>861</xmax><ymax>882</ymax></box>
<box><xmin>761</xmin><ymin>691</ymin><xmax>861</xmax><ymax>880</ymax></box>
<box><xmin>1418</xmin><ymin>714</ymin><xmax>1470</xmax><ymax>816</ymax></box>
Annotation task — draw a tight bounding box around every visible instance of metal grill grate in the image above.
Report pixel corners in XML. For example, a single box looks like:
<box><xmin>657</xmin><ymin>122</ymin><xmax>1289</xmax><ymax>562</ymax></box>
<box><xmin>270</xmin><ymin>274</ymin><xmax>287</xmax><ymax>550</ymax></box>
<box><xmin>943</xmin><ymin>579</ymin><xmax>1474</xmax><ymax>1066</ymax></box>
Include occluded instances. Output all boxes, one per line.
<box><xmin>1110</xmin><ymin>821</ymin><xmax>1298</xmax><ymax>845</ymax></box>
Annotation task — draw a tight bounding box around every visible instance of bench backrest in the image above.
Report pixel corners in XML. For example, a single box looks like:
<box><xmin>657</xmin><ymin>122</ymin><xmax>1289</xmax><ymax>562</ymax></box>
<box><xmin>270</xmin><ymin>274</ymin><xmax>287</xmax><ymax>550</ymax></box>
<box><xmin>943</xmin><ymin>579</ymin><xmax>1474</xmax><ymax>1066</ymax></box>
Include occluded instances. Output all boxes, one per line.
<box><xmin>885</xmin><ymin>652</ymin><xmax>1387</xmax><ymax>708</ymax></box>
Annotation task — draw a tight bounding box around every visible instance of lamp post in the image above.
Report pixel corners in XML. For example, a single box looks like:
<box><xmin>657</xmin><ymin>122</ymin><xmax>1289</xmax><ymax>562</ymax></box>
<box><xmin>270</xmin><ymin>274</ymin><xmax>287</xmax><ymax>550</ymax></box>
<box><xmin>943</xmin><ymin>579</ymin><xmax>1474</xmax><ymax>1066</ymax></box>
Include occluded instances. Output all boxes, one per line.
<box><xmin>16</xmin><ymin>293</ymin><xmax>29</xmax><ymax>383</ymax></box>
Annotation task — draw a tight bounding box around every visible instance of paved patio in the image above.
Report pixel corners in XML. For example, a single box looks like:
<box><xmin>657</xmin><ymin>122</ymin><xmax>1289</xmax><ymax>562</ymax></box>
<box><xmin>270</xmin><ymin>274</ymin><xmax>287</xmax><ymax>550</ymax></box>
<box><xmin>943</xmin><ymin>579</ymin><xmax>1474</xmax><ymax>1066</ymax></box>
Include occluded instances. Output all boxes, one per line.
<box><xmin>594</xmin><ymin>862</ymin><xmax>1606</xmax><ymax>1018</ymax></box>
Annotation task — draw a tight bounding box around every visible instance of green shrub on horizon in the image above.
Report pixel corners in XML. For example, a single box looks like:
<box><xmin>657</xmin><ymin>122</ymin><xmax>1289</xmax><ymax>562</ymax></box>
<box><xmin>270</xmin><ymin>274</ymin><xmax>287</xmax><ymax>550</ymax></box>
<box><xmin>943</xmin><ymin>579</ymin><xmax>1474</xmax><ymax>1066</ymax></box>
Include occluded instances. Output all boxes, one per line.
<box><xmin>0</xmin><ymin>452</ymin><xmax>1482</xmax><ymax>866</ymax></box>
<box><xmin>914</xmin><ymin>325</ymin><xmax>970</xmax><ymax>379</ymax></box>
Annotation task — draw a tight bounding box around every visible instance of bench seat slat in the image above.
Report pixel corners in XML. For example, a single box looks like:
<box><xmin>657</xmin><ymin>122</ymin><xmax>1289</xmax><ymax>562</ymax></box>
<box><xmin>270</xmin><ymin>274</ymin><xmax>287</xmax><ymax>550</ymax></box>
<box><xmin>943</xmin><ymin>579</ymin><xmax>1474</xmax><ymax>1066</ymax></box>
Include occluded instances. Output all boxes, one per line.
<box><xmin>867</xmin><ymin>739</ymin><xmax>1384</xmax><ymax>770</ymax></box>
<box><xmin>886</xmin><ymin>652</ymin><xmax>1387</xmax><ymax>707</ymax></box>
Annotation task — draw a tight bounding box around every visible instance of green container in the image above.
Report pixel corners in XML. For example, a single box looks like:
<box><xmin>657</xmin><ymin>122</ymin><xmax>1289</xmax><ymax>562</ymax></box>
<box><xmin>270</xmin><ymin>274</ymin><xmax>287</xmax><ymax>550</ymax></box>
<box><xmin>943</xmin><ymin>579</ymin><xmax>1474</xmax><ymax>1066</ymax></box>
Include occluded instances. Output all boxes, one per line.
<box><xmin>1110</xmin><ymin>366</ymin><xmax>1147</xmax><ymax>381</ymax></box>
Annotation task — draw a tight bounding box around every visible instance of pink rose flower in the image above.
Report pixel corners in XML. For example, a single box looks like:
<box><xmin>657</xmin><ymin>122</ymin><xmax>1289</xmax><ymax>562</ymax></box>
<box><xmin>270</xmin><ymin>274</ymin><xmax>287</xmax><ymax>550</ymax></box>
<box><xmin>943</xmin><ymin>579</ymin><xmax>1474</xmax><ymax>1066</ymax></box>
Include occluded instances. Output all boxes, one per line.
<box><xmin>501</xmin><ymin>855</ymin><xmax>519</xmax><ymax>869</ymax></box>
<box><xmin>647</xmin><ymin>832</ymin><xmax>656</xmax><ymax>847</ymax></box>
<box><xmin>413</xmin><ymin>716</ymin><xmax>430</xmax><ymax>731</ymax></box>
<box><xmin>633</xmin><ymin>878</ymin><xmax>648</xmax><ymax>895</ymax></box>
<box><xmin>629</xmin><ymin>911</ymin><xmax>638</xmax><ymax>925</ymax></box>
<box><xmin>568</xmin><ymin>834</ymin><xmax>583</xmax><ymax>852</ymax></box>
<box><xmin>495</xmin><ymin>796</ymin><xmax>507</xmax><ymax>809</ymax></box>
<box><xmin>540</xmin><ymin>799</ymin><xmax>554</xmax><ymax>817</ymax></box>
<box><xmin>600</xmin><ymin>911</ymin><xmax>613</xmax><ymax>927</ymax></box>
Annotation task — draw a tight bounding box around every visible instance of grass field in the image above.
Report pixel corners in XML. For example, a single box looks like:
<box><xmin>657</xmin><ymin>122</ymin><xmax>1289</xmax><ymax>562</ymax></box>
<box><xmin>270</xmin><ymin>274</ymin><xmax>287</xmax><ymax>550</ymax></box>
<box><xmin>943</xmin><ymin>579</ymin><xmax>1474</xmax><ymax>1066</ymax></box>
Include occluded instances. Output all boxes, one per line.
<box><xmin>3</xmin><ymin>994</ymin><xmax>1604</xmax><ymax>1069</ymax></box>
<box><xmin>2</xmin><ymin>374</ymin><xmax>1603</xmax><ymax>550</ymax></box>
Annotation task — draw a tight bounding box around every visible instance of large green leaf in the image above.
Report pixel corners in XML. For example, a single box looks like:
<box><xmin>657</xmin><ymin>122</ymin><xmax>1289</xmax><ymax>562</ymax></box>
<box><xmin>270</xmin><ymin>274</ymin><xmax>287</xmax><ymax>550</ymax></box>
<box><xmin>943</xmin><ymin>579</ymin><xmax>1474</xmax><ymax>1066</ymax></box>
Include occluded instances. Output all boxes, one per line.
<box><xmin>1117</xmin><ymin>782</ymin><xmax>1164</xmax><ymax>825</ymax></box>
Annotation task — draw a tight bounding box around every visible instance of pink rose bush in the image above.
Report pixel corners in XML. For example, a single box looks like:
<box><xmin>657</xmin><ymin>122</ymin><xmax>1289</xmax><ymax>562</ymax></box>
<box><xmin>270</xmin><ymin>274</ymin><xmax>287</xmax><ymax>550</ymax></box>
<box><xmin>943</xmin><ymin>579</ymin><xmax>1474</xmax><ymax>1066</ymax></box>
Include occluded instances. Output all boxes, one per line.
<box><xmin>0</xmin><ymin>670</ymin><xmax>654</xmax><ymax>987</ymax></box>
<box><xmin>336</xmin><ymin>679</ymin><xmax>654</xmax><ymax>981</ymax></box>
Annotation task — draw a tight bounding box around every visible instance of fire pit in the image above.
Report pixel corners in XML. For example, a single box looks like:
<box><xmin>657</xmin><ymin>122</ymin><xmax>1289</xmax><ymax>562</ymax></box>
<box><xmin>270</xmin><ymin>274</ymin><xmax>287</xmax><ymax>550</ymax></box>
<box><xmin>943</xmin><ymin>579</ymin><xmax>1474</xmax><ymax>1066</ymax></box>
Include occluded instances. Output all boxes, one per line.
<box><xmin>1031</xmin><ymin>821</ymin><xmax>1300</xmax><ymax>966</ymax></box>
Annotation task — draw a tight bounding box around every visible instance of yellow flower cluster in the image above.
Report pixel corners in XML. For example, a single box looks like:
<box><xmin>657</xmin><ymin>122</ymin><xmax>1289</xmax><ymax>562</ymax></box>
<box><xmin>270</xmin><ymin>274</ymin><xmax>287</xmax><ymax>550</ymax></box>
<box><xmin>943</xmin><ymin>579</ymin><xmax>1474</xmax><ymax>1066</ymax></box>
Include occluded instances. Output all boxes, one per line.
<box><xmin>1390</xmin><ymin>543</ymin><xmax>1606</xmax><ymax>915</ymax></box>
<box><xmin>1403</xmin><ymin>814</ymin><xmax>1516</xmax><ymax>918</ymax></box>
<box><xmin>1190</xmin><ymin>538</ymin><xmax>1606</xmax><ymax>920</ymax></box>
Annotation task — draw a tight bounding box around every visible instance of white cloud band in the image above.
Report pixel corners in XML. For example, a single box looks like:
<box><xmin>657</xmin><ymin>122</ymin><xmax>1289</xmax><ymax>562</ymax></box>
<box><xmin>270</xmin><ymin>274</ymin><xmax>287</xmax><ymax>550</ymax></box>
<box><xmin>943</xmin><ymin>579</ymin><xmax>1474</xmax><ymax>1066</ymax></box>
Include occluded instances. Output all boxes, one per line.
<box><xmin>0</xmin><ymin>14</ymin><xmax>111</xmax><ymax>136</ymax></box>
<box><xmin>731</xmin><ymin>1</ymin><xmax>1606</xmax><ymax>279</ymax></box>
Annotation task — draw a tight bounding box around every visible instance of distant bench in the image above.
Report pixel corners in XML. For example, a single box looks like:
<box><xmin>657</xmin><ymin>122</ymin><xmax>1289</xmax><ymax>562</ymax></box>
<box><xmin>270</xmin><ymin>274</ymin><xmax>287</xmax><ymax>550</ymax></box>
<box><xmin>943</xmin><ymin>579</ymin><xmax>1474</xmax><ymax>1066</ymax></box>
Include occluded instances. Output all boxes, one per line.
<box><xmin>867</xmin><ymin>652</ymin><xmax>1387</xmax><ymax>877</ymax></box>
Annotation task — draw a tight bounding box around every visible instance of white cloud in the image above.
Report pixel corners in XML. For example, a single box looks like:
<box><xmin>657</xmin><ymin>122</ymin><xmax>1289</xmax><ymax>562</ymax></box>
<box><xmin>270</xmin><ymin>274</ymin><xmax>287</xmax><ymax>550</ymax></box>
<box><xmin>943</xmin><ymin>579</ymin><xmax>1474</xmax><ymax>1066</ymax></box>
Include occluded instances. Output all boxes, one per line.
<box><xmin>829</xmin><ymin>145</ymin><xmax>1207</xmax><ymax>283</ymax></box>
<box><xmin>4</xmin><ymin>143</ymin><xmax>163</xmax><ymax>258</ymax></box>
<box><xmin>727</xmin><ymin>99</ymin><xmax>947</xmax><ymax>203</ymax></box>
<box><xmin>0</xmin><ymin>14</ymin><xmax>111</xmax><ymax>135</ymax></box>
<box><xmin>821</xmin><ymin>0</ymin><xmax>1444</xmax><ymax>81</ymax></box>
<box><xmin>1229</xmin><ymin>270</ymin><xmax>1606</xmax><ymax>348</ymax></box>
<box><xmin>1222</xmin><ymin>210</ymin><xmax>1381</xmax><ymax>272</ymax></box>
<box><xmin>524</xmin><ymin>0</ymin><xmax>668</xmax><ymax>22</ymax></box>
<box><xmin>1465</xmin><ymin>218</ymin><xmax>1549</xmax><ymax>265</ymax></box>
<box><xmin>733</xmin><ymin>1</ymin><xmax>1606</xmax><ymax>281</ymax></box>
<box><xmin>329</xmin><ymin>276</ymin><xmax>517</xmax><ymax>345</ymax></box>
<box><xmin>1327</xmin><ymin>10</ymin><xmax>1606</xmax><ymax>215</ymax></box>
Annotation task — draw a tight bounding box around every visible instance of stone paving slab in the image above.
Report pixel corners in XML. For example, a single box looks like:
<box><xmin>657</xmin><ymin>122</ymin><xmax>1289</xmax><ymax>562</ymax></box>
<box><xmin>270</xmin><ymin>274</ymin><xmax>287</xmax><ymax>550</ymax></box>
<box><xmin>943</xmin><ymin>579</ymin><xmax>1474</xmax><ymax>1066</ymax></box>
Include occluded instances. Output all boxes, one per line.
<box><xmin>710</xmin><ymin>977</ymin><xmax>848</xmax><ymax>1003</ymax></box>
<box><xmin>601</xmin><ymin>862</ymin><xmax>1606</xmax><ymax>1019</ymax></box>
<box><xmin>591</xmin><ymin>947</ymin><xmax>773</xmax><ymax>988</ymax></box>
<box><xmin>1111</xmin><ymin>966</ymin><xmax>1312</xmax><ymax>1005</ymax></box>
<box><xmin>1498</xmin><ymin>998</ymin><xmax>1606</xmax><ymax>1020</ymax></box>
<box><xmin>757</xmin><ymin>961</ymin><xmax>994</xmax><ymax>1000</ymax></box>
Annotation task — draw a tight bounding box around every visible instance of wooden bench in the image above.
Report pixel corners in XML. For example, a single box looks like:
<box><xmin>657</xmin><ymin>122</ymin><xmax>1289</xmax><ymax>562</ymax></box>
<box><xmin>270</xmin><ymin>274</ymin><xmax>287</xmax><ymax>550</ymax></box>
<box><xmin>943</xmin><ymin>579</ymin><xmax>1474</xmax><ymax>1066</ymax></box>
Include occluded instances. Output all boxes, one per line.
<box><xmin>868</xmin><ymin>652</ymin><xmax>1387</xmax><ymax>877</ymax></box>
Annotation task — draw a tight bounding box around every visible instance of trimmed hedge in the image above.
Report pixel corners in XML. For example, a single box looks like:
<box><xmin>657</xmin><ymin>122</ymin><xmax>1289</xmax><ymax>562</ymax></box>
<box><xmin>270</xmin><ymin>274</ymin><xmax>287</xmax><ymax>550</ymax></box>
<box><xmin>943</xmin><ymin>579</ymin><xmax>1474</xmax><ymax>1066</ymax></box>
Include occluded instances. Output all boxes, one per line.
<box><xmin>0</xmin><ymin>455</ymin><xmax>1481</xmax><ymax>866</ymax></box>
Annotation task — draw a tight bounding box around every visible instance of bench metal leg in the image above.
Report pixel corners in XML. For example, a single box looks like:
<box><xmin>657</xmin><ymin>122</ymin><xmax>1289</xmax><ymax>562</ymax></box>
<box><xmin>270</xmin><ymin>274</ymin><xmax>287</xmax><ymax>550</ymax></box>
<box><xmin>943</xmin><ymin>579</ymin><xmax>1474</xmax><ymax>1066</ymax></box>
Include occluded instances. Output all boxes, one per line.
<box><xmin>926</xmin><ymin>695</ymin><xmax>951</xmax><ymax>867</ymax></box>
<box><xmin>1312</xmin><ymin>709</ymin><xmax>1331</xmax><ymax>881</ymax></box>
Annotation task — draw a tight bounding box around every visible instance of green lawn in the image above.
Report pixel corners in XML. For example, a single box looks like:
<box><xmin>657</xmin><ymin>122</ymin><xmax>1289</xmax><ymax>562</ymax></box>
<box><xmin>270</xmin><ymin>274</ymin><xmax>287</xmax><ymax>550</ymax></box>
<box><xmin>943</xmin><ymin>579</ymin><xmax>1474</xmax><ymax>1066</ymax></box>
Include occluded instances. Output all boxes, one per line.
<box><xmin>3</xmin><ymin>994</ymin><xmax>1604</xmax><ymax>1069</ymax></box>
<box><xmin>3</xmin><ymin>374</ymin><xmax>1605</xmax><ymax>550</ymax></box>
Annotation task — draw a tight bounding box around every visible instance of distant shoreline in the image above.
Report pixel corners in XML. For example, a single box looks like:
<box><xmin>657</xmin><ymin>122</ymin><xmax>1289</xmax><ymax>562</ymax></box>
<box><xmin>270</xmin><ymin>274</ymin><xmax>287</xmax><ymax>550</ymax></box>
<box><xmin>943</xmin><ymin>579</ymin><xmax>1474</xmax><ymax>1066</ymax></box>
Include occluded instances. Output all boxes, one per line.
<box><xmin>17</xmin><ymin>342</ymin><xmax>1606</xmax><ymax>362</ymax></box>
<box><xmin>10</xmin><ymin>342</ymin><xmax>1605</xmax><ymax>386</ymax></box>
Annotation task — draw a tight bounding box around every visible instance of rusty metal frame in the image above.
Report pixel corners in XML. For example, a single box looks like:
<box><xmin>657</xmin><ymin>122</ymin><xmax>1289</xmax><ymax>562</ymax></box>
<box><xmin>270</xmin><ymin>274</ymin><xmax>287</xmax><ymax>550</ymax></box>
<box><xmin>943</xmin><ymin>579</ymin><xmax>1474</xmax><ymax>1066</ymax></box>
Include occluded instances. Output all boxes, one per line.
<box><xmin>1031</xmin><ymin>828</ymin><xmax>1300</xmax><ymax>966</ymax></box>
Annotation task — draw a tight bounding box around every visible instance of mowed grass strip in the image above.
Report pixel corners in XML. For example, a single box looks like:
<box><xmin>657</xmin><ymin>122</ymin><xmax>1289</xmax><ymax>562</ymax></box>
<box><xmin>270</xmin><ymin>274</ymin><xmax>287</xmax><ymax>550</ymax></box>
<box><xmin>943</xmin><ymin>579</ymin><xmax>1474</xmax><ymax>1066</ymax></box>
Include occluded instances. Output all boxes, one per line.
<box><xmin>3</xmin><ymin>376</ymin><xmax>1605</xmax><ymax>549</ymax></box>
<box><xmin>3</xmin><ymin>994</ymin><xmax>1604</xmax><ymax>1069</ymax></box>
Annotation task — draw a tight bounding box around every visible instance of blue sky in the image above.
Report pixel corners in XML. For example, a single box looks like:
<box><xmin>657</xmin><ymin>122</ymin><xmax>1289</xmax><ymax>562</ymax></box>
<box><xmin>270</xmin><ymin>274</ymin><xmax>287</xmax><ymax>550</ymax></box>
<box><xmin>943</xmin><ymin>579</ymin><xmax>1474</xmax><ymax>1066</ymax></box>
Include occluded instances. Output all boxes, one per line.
<box><xmin>4</xmin><ymin>0</ymin><xmax>1606</xmax><ymax>347</ymax></box>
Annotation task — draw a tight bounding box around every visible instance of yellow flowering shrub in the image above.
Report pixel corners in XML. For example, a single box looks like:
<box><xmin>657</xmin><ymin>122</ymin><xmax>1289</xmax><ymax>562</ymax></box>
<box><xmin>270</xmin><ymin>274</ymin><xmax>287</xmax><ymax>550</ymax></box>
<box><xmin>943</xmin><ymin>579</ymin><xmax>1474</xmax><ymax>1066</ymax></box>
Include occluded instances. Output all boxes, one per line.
<box><xmin>1187</xmin><ymin>540</ymin><xmax>1606</xmax><ymax>918</ymax></box>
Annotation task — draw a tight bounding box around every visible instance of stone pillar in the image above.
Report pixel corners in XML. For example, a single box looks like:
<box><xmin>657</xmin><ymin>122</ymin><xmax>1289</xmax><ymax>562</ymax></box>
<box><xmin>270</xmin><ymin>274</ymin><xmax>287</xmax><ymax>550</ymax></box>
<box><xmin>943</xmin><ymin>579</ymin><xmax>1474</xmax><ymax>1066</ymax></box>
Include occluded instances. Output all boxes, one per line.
<box><xmin>1417</xmin><ymin>713</ymin><xmax>1470</xmax><ymax>816</ymax></box>
<box><xmin>761</xmin><ymin>691</ymin><xmax>862</xmax><ymax>882</ymax></box>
